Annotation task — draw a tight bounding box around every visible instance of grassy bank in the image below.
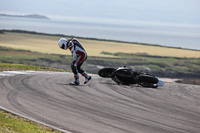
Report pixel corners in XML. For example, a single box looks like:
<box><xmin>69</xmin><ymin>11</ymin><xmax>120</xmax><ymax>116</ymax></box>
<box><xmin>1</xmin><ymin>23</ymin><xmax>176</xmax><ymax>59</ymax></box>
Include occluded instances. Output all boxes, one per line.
<box><xmin>0</xmin><ymin>46</ymin><xmax>199</xmax><ymax>81</ymax></box>
<box><xmin>0</xmin><ymin>109</ymin><xmax>61</xmax><ymax>133</ymax></box>
<box><xmin>0</xmin><ymin>62</ymin><xmax>70</xmax><ymax>72</ymax></box>
<box><xmin>0</xmin><ymin>30</ymin><xmax>200</xmax><ymax>58</ymax></box>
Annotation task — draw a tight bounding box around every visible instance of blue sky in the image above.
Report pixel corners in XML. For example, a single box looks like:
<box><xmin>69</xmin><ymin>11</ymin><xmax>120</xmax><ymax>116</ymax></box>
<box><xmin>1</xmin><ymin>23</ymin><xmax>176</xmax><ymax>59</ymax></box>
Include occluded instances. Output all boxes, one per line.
<box><xmin>0</xmin><ymin>0</ymin><xmax>200</xmax><ymax>24</ymax></box>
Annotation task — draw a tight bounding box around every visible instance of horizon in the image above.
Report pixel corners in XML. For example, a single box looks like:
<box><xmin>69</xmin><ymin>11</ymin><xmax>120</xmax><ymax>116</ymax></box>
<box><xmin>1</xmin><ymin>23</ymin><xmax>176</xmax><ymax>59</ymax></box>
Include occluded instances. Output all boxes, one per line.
<box><xmin>1</xmin><ymin>12</ymin><xmax>200</xmax><ymax>30</ymax></box>
<box><xmin>0</xmin><ymin>0</ymin><xmax>200</xmax><ymax>50</ymax></box>
<box><xmin>0</xmin><ymin>0</ymin><xmax>200</xmax><ymax>25</ymax></box>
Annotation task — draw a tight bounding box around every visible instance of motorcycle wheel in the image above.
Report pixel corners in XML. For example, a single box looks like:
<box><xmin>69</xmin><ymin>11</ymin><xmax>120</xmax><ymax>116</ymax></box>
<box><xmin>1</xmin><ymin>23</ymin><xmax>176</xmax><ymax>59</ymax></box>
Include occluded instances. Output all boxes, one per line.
<box><xmin>98</xmin><ymin>68</ymin><xmax>116</xmax><ymax>78</ymax></box>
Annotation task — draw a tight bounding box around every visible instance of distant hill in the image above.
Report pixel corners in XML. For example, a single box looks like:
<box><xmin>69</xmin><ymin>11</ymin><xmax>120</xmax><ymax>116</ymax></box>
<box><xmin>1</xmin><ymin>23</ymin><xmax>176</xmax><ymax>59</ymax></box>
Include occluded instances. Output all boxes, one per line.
<box><xmin>0</xmin><ymin>13</ymin><xmax>50</xmax><ymax>20</ymax></box>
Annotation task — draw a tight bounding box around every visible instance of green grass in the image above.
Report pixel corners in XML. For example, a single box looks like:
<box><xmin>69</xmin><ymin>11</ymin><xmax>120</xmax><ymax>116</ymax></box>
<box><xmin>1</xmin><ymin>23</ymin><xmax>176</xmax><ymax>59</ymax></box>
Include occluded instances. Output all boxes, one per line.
<box><xmin>0</xmin><ymin>62</ymin><xmax>70</xmax><ymax>72</ymax></box>
<box><xmin>0</xmin><ymin>109</ymin><xmax>61</xmax><ymax>133</ymax></box>
<box><xmin>147</xmin><ymin>65</ymin><xmax>162</xmax><ymax>70</ymax></box>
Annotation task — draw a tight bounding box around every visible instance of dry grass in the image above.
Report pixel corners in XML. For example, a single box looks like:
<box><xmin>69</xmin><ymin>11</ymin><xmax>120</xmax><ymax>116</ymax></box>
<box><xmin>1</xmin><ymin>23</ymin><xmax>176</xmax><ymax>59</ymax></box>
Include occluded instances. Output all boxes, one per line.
<box><xmin>0</xmin><ymin>32</ymin><xmax>200</xmax><ymax>58</ymax></box>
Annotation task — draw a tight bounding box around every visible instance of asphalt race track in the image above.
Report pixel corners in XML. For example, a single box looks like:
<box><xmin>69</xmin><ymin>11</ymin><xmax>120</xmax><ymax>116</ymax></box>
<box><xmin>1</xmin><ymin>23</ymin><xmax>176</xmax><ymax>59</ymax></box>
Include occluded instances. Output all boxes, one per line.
<box><xmin>0</xmin><ymin>71</ymin><xmax>200</xmax><ymax>133</ymax></box>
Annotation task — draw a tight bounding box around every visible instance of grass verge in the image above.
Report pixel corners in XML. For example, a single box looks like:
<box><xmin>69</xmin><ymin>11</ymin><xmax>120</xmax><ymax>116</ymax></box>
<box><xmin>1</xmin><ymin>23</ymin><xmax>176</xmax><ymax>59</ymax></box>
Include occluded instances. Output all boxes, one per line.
<box><xmin>0</xmin><ymin>109</ymin><xmax>61</xmax><ymax>133</ymax></box>
<box><xmin>0</xmin><ymin>62</ymin><xmax>70</xmax><ymax>72</ymax></box>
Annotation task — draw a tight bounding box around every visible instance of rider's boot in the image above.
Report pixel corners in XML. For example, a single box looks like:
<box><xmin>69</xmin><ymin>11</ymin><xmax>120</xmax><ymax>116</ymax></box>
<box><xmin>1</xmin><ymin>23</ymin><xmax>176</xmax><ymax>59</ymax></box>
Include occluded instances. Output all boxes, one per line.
<box><xmin>70</xmin><ymin>74</ymin><xmax>80</xmax><ymax>85</ymax></box>
<box><xmin>81</xmin><ymin>72</ymin><xmax>92</xmax><ymax>84</ymax></box>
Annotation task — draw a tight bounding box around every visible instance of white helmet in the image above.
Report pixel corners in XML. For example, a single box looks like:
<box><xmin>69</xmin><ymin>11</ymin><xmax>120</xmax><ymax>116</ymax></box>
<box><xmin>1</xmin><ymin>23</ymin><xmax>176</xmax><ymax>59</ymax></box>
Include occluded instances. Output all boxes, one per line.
<box><xmin>58</xmin><ymin>38</ymin><xmax>68</xmax><ymax>50</ymax></box>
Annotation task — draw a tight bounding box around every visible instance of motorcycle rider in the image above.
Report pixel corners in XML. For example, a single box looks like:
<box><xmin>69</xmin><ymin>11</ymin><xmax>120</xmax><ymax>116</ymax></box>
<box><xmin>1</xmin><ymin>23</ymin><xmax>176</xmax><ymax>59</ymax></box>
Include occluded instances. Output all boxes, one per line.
<box><xmin>58</xmin><ymin>38</ymin><xmax>91</xmax><ymax>85</ymax></box>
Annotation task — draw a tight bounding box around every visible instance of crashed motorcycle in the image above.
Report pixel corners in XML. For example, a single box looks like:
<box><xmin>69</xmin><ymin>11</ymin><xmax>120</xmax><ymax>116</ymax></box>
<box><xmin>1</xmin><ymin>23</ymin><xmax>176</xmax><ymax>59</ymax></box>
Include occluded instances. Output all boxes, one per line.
<box><xmin>98</xmin><ymin>66</ymin><xmax>164</xmax><ymax>88</ymax></box>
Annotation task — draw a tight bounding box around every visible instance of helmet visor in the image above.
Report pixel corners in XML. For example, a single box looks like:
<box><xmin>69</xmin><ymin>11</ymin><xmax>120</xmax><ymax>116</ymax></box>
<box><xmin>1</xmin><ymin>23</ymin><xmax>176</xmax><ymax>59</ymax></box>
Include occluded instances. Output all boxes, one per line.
<box><xmin>61</xmin><ymin>43</ymin><xmax>65</xmax><ymax>49</ymax></box>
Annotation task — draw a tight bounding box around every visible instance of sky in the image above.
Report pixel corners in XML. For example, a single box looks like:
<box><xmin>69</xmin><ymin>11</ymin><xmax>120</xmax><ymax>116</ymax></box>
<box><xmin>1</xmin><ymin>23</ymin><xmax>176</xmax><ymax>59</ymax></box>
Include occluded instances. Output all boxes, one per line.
<box><xmin>0</xmin><ymin>0</ymin><xmax>200</xmax><ymax>25</ymax></box>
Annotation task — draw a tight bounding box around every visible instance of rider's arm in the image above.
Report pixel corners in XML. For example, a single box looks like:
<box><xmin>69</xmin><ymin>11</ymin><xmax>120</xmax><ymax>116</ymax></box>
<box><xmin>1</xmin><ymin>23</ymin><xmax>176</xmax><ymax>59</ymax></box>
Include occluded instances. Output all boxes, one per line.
<box><xmin>72</xmin><ymin>51</ymin><xmax>77</xmax><ymax>62</ymax></box>
<box><xmin>71</xmin><ymin>43</ymin><xmax>77</xmax><ymax>62</ymax></box>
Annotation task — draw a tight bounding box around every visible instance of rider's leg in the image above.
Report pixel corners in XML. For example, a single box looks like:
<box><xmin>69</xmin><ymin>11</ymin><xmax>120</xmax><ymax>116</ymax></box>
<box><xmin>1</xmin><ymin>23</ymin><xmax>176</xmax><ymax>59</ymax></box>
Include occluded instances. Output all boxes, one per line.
<box><xmin>77</xmin><ymin>63</ymin><xmax>91</xmax><ymax>84</ymax></box>
<box><xmin>71</xmin><ymin>63</ymin><xmax>80</xmax><ymax>85</ymax></box>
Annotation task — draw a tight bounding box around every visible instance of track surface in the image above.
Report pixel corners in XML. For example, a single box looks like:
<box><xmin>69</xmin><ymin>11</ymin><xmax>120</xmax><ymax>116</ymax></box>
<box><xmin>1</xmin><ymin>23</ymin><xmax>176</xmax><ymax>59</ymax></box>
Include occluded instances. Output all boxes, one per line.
<box><xmin>0</xmin><ymin>71</ymin><xmax>200</xmax><ymax>133</ymax></box>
